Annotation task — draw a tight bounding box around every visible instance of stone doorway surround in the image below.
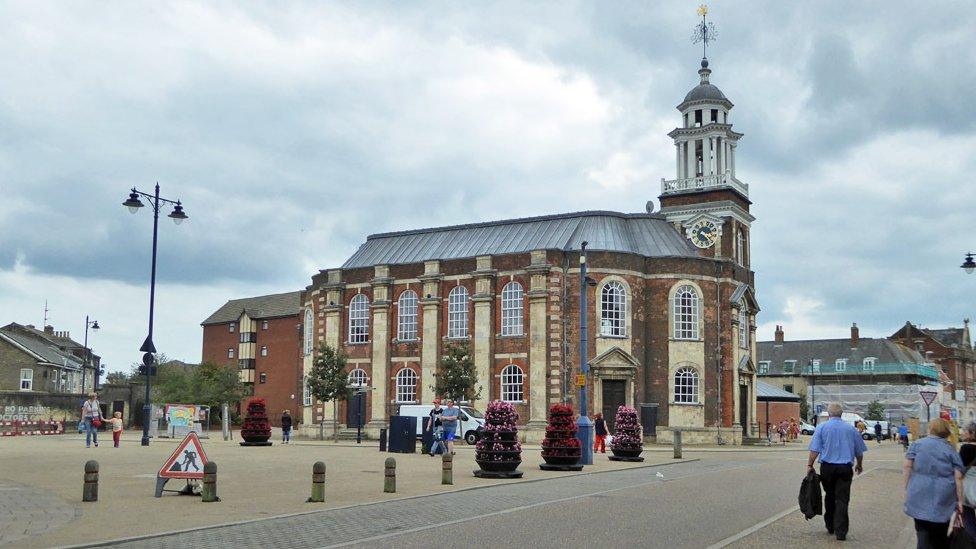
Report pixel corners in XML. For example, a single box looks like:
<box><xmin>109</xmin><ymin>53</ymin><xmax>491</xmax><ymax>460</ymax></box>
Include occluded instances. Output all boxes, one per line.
<box><xmin>590</xmin><ymin>346</ymin><xmax>640</xmax><ymax>416</ymax></box>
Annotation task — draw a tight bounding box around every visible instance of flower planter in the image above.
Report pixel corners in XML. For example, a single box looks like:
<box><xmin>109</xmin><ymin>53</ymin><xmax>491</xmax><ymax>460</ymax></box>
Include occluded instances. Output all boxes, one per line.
<box><xmin>474</xmin><ymin>401</ymin><xmax>523</xmax><ymax>479</ymax></box>
<box><xmin>240</xmin><ymin>398</ymin><xmax>273</xmax><ymax>446</ymax></box>
<box><xmin>608</xmin><ymin>405</ymin><xmax>643</xmax><ymax>462</ymax></box>
<box><xmin>540</xmin><ymin>404</ymin><xmax>583</xmax><ymax>471</ymax></box>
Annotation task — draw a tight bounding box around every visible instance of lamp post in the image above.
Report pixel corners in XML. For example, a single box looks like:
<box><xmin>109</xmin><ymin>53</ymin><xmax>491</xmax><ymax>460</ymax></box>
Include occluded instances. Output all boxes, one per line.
<box><xmin>962</xmin><ymin>253</ymin><xmax>975</xmax><ymax>274</ymax></box>
<box><xmin>122</xmin><ymin>183</ymin><xmax>188</xmax><ymax>446</ymax></box>
<box><xmin>576</xmin><ymin>241</ymin><xmax>597</xmax><ymax>465</ymax></box>
<box><xmin>81</xmin><ymin>316</ymin><xmax>99</xmax><ymax>394</ymax></box>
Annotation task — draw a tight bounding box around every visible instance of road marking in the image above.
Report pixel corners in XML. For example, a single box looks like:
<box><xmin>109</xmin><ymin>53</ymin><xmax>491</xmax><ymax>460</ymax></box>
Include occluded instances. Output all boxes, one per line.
<box><xmin>705</xmin><ymin>466</ymin><xmax>879</xmax><ymax>549</ymax></box>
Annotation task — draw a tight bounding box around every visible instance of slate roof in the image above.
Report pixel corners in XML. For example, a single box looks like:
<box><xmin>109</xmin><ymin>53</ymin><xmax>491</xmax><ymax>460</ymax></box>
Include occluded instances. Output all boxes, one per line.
<box><xmin>756</xmin><ymin>381</ymin><xmax>801</xmax><ymax>402</ymax></box>
<box><xmin>201</xmin><ymin>291</ymin><xmax>303</xmax><ymax>326</ymax></box>
<box><xmin>0</xmin><ymin>325</ymin><xmax>84</xmax><ymax>369</ymax></box>
<box><xmin>756</xmin><ymin>338</ymin><xmax>929</xmax><ymax>377</ymax></box>
<box><xmin>928</xmin><ymin>328</ymin><xmax>966</xmax><ymax>348</ymax></box>
<box><xmin>684</xmin><ymin>83</ymin><xmax>728</xmax><ymax>104</ymax></box>
<box><xmin>341</xmin><ymin>211</ymin><xmax>698</xmax><ymax>269</ymax></box>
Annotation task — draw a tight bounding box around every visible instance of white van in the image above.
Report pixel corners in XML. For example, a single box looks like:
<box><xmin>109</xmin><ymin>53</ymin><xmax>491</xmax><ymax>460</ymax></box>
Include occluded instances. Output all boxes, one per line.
<box><xmin>398</xmin><ymin>404</ymin><xmax>485</xmax><ymax>445</ymax></box>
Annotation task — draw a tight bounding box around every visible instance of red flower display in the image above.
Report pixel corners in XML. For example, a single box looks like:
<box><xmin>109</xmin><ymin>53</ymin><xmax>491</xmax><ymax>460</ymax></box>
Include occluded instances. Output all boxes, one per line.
<box><xmin>240</xmin><ymin>398</ymin><xmax>272</xmax><ymax>445</ymax></box>
<box><xmin>541</xmin><ymin>404</ymin><xmax>582</xmax><ymax>467</ymax></box>
<box><xmin>609</xmin><ymin>405</ymin><xmax>644</xmax><ymax>461</ymax></box>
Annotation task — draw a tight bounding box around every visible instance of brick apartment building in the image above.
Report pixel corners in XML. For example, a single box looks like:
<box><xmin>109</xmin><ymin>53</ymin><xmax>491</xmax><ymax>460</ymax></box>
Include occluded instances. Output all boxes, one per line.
<box><xmin>201</xmin><ymin>292</ymin><xmax>303</xmax><ymax>427</ymax></box>
<box><xmin>889</xmin><ymin>320</ymin><xmax>976</xmax><ymax>422</ymax></box>
<box><xmin>298</xmin><ymin>57</ymin><xmax>761</xmax><ymax>444</ymax></box>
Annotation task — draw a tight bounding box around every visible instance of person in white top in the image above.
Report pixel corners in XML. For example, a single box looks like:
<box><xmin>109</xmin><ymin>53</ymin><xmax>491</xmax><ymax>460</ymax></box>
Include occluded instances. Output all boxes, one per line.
<box><xmin>81</xmin><ymin>393</ymin><xmax>102</xmax><ymax>448</ymax></box>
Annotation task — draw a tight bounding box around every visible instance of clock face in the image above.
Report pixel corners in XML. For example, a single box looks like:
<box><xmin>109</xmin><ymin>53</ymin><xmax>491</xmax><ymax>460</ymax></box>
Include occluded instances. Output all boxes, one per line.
<box><xmin>689</xmin><ymin>220</ymin><xmax>718</xmax><ymax>248</ymax></box>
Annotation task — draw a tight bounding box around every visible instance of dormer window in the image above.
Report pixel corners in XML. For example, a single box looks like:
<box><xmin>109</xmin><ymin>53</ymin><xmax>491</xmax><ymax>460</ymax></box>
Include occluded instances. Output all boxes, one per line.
<box><xmin>758</xmin><ymin>361</ymin><xmax>770</xmax><ymax>374</ymax></box>
<box><xmin>784</xmin><ymin>360</ymin><xmax>797</xmax><ymax>373</ymax></box>
<box><xmin>811</xmin><ymin>359</ymin><xmax>821</xmax><ymax>373</ymax></box>
<box><xmin>835</xmin><ymin>359</ymin><xmax>847</xmax><ymax>372</ymax></box>
<box><xmin>863</xmin><ymin>357</ymin><xmax>876</xmax><ymax>371</ymax></box>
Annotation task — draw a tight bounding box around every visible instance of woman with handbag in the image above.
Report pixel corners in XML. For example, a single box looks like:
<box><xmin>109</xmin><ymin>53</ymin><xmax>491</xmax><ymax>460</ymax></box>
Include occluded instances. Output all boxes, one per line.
<box><xmin>959</xmin><ymin>422</ymin><xmax>976</xmax><ymax>540</ymax></box>
<box><xmin>81</xmin><ymin>393</ymin><xmax>102</xmax><ymax>448</ymax></box>
<box><xmin>903</xmin><ymin>418</ymin><xmax>965</xmax><ymax>548</ymax></box>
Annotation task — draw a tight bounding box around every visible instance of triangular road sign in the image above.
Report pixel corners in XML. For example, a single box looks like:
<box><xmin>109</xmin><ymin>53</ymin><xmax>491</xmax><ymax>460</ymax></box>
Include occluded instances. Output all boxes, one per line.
<box><xmin>919</xmin><ymin>390</ymin><xmax>938</xmax><ymax>407</ymax></box>
<box><xmin>158</xmin><ymin>432</ymin><xmax>208</xmax><ymax>479</ymax></box>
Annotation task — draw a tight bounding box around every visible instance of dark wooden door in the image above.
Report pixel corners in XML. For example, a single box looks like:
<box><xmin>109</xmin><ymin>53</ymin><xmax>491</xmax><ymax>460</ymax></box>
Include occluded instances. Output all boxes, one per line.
<box><xmin>601</xmin><ymin>380</ymin><xmax>626</xmax><ymax>432</ymax></box>
<box><xmin>739</xmin><ymin>384</ymin><xmax>750</xmax><ymax>437</ymax></box>
<box><xmin>346</xmin><ymin>393</ymin><xmax>365</xmax><ymax>427</ymax></box>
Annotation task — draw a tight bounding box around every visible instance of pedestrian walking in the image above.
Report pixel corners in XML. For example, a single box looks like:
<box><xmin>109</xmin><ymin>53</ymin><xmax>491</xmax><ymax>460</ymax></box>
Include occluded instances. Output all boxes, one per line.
<box><xmin>109</xmin><ymin>411</ymin><xmax>123</xmax><ymax>448</ymax></box>
<box><xmin>903</xmin><ymin>418</ymin><xmax>965</xmax><ymax>548</ymax></box>
<box><xmin>779</xmin><ymin>419</ymin><xmax>789</xmax><ymax>445</ymax></box>
<box><xmin>807</xmin><ymin>402</ymin><xmax>868</xmax><ymax>541</ymax></box>
<box><xmin>441</xmin><ymin>399</ymin><xmax>460</xmax><ymax>455</ymax></box>
<box><xmin>790</xmin><ymin>418</ymin><xmax>800</xmax><ymax>441</ymax></box>
<box><xmin>874</xmin><ymin>421</ymin><xmax>883</xmax><ymax>445</ymax></box>
<box><xmin>281</xmin><ymin>410</ymin><xmax>292</xmax><ymax>444</ymax></box>
<box><xmin>81</xmin><ymin>393</ymin><xmax>102</xmax><ymax>448</ymax></box>
<box><xmin>958</xmin><ymin>421</ymin><xmax>976</xmax><ymax>541</ymax></box>
<box><xmin>428</xmin><ymin>399</ymin><xmax>444</xmax><ymax>456</ymax></box>
<box><xmin>900</xmin><ymin>423</ymin><xmax>910</xmax><ymax>450</ymax></box>
<box><xmin>593</xmin><ymin>412</ymin><xmax>608</xmax><ymax>453</ymax></box>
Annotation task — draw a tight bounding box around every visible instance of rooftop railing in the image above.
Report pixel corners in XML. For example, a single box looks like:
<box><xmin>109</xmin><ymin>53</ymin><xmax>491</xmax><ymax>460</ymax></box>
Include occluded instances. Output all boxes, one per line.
<box><xmin>661</xmin><ymin>171</ymin><xmax>749</xmax><ymax>197</ymax></box>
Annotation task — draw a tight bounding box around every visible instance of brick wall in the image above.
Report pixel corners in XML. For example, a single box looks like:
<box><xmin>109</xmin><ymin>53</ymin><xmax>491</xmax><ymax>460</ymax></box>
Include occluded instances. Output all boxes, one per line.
<box><xmin>756</xmin><ymin>400</ymin><xmax>801</xmax><ymax>436</ymax></box>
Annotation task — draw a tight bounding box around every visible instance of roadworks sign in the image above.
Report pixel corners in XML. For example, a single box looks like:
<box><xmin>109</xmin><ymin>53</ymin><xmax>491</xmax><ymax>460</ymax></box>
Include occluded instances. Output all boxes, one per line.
<box><xmin>158</xmin><ymin>432</ymin><xmax>208</xmax><ymax>480</ymax></box>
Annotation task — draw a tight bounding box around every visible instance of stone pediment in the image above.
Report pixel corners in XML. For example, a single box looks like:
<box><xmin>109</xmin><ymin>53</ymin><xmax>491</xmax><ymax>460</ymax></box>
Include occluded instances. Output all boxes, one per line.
<box><xmin>590</xmin><ymin>347</ymin><xmax>640</xmax><ymax>371</ymax></box>
<box><xmin>737</xmin><ymin>355</ymin><xmax>755</xmax><ymax>373</ymax></box>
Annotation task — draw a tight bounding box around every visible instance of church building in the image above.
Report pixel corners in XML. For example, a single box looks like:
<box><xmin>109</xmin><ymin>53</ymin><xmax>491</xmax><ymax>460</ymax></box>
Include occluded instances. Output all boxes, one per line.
<box><xmin>299</xmin><ymin>54</ymin><xmax>760</xmax><ymax>444</ymax></box>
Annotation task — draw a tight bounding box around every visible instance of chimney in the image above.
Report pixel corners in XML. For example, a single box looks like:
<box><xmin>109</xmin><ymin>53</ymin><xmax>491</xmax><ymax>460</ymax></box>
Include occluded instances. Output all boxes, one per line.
<box><xmin>851</xmin><ymin>323</ymin><xmax>859</xmax><ymax>348</ymax></box>
<box><xmin>44</xmin><ymin>325</ymin><xmax>54</xmax><ymax>334</ymax></box>
<box><xmin>774</xmin><ymin>325</ymin><xmax>784</xmax><ymax>344</ymax></box>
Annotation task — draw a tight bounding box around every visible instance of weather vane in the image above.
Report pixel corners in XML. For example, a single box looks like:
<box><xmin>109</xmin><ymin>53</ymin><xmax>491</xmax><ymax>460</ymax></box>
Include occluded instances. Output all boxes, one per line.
<box><xmin>692</xmin><ymin>4</ymin><xmax>717</xmax><ymax>60</ymax></box>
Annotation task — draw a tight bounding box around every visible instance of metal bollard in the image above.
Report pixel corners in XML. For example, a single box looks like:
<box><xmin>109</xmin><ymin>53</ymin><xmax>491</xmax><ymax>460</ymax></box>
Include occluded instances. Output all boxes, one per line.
<box><xmin>673</xmin><ymin>430</ymin><xmax>683</xmax><ymax>459</ymax></box>
<box><xmin>83</xmin><ymin>460</ymin><xmax>99</xmax><ymax>502</ymax></box>
<box><xmin>308</xmin><ymin>461</ymin><xmax>326</xmax><ymax>503</ymax></box>
<box><xmin>379</xmin><ymin>428</ymin><xmax>387</xmax><ymax>452</ymax></box>
<box><xmin>441</xmin><ymin>452</ymin><xmax>453</xmax><ymax>485</ymax></box>
<box><xmin>384</xmin><ymin>457</ymin><xmax>396</xmax><ymax>493</ymax></box>
<box><xmin>201</xmin><ymin>461</ymin><xmax>219</xmax><ymax>502</ymax></box>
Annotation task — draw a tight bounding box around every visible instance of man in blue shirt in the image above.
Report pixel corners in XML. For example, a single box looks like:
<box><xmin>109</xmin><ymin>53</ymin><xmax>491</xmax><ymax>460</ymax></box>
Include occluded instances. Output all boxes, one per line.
<box><xmin>807</xmin><ymin>402</ymin><xmax>867</xmax><ymax>541</ymax></box>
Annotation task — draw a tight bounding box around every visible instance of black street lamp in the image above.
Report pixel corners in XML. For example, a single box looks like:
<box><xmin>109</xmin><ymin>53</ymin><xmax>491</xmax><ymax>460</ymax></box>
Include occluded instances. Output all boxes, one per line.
<box><xmin>123</xmin><ymin>183</ymin><xmax>188</xmax><ymax>446</ymax></box>
<box><xmin>962</xmin><ymin>253</ymin><xmax>975</xmax><ymax>274</ymax></box>
<box><xmin>576</xmin><ymin>242</ymin><xmax>598</xmax><ymax>465</ymax></box>
<box><xmin>81</xmin><ymin>316</ymin><xmax>99</xmax><ymax>393</ymax></box>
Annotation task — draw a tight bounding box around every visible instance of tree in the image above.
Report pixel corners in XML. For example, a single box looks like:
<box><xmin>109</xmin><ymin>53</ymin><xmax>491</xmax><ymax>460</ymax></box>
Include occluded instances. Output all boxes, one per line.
<box><xmin>306</xmin><ymin>343</ymin><xmax>350</xmax><ymax>441</ymax></box>
<box><xmin>866</xmin><ymin>400</ymin><xmax>886</xmax><ymax>421</ymax></box>
<box><xmin>798</xmin><ymin>390</ymin><xmax>809</xmax><ymax>422</ymax></box>
<box><xmin>104</xmin><ymin>371</ymin><xmax>130</xmax><ymax>385</ymax></box>
<box><xmin>434</xmin><ymin>341</ymin><xmax>481</xmax><ymax>402</ymax></box>
<box><xmin>189</xmin><ymin>361</ymin><xmax>246</xmax><ymax>416</ymax></box>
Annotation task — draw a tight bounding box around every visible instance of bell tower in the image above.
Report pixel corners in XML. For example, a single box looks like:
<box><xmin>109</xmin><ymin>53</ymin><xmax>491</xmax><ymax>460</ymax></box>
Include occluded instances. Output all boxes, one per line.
<box><xmin>659</xmin><ymin>7</ymin><xmax>753</xmax><ymax>266</ymax></box>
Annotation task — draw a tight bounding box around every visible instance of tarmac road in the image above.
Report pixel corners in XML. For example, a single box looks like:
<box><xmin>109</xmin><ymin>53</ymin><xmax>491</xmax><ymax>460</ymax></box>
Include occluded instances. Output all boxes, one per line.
<box><xmin>341</xmin><ymin>444</ymin><xmax>913</xmax><ymax>549</ymax></box>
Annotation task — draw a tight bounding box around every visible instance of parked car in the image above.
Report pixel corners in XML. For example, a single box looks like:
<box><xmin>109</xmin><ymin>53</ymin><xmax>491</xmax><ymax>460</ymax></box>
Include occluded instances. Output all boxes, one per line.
<box><xmin>799</xmin><ymin>421</ymin><xmax>815</xmax><ymax>435</ymax></box>
<box><xmin>398</xmin><ymin>404</ymin><xmax>486</xmax><ymax>444</ymax></box>
<box><xmin>861</xmin><ymin>420</ymin><xmax>889</xmax><ymax>440</ymax></box>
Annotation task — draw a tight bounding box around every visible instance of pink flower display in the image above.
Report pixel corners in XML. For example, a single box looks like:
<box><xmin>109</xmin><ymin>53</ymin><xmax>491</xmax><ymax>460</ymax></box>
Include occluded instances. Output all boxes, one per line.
<box><xmin>610</xmin><ymin>405</ymin><xmax>644</xmax><ymax>457</ymax></box>
<box><xmin>475</xmin><ymin>400</ymin><xmax>522</xmax><ymax>471</ymax></box>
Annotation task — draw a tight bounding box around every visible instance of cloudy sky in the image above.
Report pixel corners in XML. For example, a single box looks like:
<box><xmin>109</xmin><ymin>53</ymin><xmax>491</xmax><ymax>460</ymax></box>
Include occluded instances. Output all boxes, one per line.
<box><xmin>2</xmin><ymin>1</ymin><xmax>973</xmax><ymax>373</ymax></box>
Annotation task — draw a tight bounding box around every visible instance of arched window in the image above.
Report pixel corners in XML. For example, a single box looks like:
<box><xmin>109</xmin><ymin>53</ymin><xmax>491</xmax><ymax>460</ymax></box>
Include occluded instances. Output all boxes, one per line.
<box><xmin>303</xmin><ymin>309</ymin><xmax>314</xmax><ymax>356</ymax></box>
<box><xmin>395</xmin><ymin>368</ymin><xmax>418</xmax><ymax>403</ymax></box>
<box><xmin>737</xmin><ymin>231</ymin><xmax>746</xmax><ymax>266</ymax></box>
<box><xmin>348</xmin><ymin>368</ymin><xmax>368</xmax><ymax>388</ymax></box>
<box><xmin>738</xmin><ymin>307</ymin><xmax>749</xmax><ymax>349</ymax></box>
<box><xmin>500</xmin><ymin>364</ymin><xmax>524</xmax><ymax>402</ymax></box>
<box><xmin>674</xmin><ymin>367</ymin><xmax>700</xmax><ymax>404</ymax></box>
<box><xmin>501</xmin><ymin>281</ymin><xmax>524</xmax><ymax>336</ymax></box>
<box><xmin>348</xmin><ymin>294</ymin><xmax>370</xmax><ymax>344</ymax></box>
<box><xmin>600</xmin><ymin>281</ymin><xmax>627</xmax><ymax>337</ymax></box>
<box><xmin>672</xmin><ymin>285</ymin><xmax>700</xmax><ymax>340</ymax></box>
<box><xmin>447</xmin><ymin>286</ymin><xmax>469</xmax><ymax>338</ymax></box>
<box><xmin>397</xmin><ymin>290</ymin><xmax>418</xmax><ymax>341</ymax></box>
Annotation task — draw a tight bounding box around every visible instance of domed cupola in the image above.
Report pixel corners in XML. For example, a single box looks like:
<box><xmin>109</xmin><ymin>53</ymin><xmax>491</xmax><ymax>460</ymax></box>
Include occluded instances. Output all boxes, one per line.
<box><xmin>682</xmin><ymin>59</ymin><xmax>729</xmax><ymax>105</ymax></box>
